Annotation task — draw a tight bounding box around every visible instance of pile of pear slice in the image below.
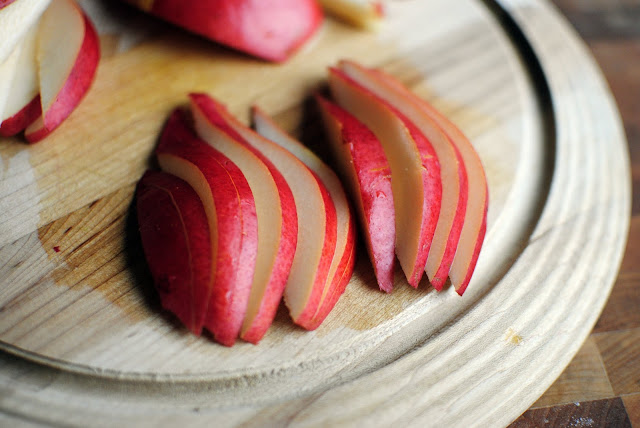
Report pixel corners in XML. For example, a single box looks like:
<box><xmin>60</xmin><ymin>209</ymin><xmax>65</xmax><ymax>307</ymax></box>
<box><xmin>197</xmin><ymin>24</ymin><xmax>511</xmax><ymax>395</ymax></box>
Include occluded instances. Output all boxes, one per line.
<box><xmin>0</xmin><ymin>0</ymin><xmax>99</xmax><ymax>142</ymax></box>
<box><xmin>137</xmin><ymin>61</ymin><xmax>488</xmax><ymax>346</ymax></box>
<box><xmin>318</xmin><ymin>61</ymin><xmax>488</xmax><ymax>295</ymax></box>
<box><xmin>137</xmin><ymin>94</ymin><xmax>356</xmax><ymax>345</ymax></box>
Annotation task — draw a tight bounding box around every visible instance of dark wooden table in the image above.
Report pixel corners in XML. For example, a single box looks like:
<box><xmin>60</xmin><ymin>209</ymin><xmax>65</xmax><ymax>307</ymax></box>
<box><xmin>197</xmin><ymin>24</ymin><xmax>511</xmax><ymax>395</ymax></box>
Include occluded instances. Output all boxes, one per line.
<box><xmin>510</xmin><ymin>1</ymin><xmax>640</xmax><ymax>426</ymax></box>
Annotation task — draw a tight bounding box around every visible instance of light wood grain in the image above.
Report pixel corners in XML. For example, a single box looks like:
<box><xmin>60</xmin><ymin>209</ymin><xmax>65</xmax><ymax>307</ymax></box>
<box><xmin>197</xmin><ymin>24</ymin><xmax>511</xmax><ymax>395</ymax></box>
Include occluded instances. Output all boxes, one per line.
<box><xmin>0</xmin><ymin>0</ymin><xmax>629</xmax><ymax>426</ymax></box>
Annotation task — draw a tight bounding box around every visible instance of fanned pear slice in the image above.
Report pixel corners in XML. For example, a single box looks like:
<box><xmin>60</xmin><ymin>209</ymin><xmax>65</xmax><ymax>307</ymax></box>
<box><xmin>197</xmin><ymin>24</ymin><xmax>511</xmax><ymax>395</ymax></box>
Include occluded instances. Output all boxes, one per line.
<box><xmin>316</xmin><ymin>95</ymin><xmax>395</xmax><ymax>292</ymax></box>
<box><xmin>339</xmin><ymin>60</ymin><xmax>469</xmax><ymax>291</ymax></box>
<box><xmin>0</xmin><ymin>0</ymin><xmax>50</xmax><ymax>63</ymax></box>
<box><xmin>328</xmin><ymin>67</ymin><xmax>442</xmax><ymax>287</ymax></box>
<box><xmin>319</xmin><ymin>0</ymin><xmax>384</xmax><ymax>30</ymax></box>
<box><xmin>211</xmin><ymin>102</ymin><xmax>339</xmax><ymax>330</ymax></box>
<box><xmin>0</xmin><ymin>22</ymin><xmax>40</xmax><ymax>136</ymax></box>
<box><xmin>137</xmin><ymin>171</ymin><xmax>211</xmax><ymax>336</ymax></box>
<box><xmin>362</xmin><ymin>64</ymin><xmax>488</xmax><ymax>295</ymax></box>
<box><xmin>25</xmin><ymin>0</ymin><xmax>100</xmax><ymax>143</ymax></box>
<box><xmin>189</xmin><ymin>93</ymin><xmax>298</xmax><ymax>344</ymax></box>
<box><xmin>156</xmin><ymin>109</ymin><xmax>258</xmax><ymax>346</ymax></box>
<box><xmin>253</xmin><ymin>106</ymin><xmax>356</xmax><ymax>329</ymax></box>
<box><xmin>0</xmin><ymin>43</ymin><xmax>21</xmax><ymax>127</ymax></box>
<box><xmin>0</xmin><ymin>96</ymin><xmax>40</xmax><ymax>137</ymax></box>
<box><xmin>307</xmin><ymin>212</ymin><xmax>356</xmax><ymax>330</ymax></box>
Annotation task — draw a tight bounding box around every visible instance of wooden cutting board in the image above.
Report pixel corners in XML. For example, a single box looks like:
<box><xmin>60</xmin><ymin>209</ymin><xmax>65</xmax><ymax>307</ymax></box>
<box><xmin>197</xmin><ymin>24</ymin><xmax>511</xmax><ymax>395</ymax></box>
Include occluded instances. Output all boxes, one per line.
<box><xmin>0</xmin><ymin>0</ymin><xmax>630</xmax><ymax>426</ymax></box>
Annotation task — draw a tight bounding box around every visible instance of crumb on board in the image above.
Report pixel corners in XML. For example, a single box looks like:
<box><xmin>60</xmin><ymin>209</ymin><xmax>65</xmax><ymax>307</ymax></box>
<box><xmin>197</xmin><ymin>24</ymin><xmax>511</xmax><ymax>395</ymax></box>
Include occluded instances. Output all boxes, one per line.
<box><xmin>505</xmin><ymin>328</ymin><xmax>523</xmax><ymax>345</ymax></box>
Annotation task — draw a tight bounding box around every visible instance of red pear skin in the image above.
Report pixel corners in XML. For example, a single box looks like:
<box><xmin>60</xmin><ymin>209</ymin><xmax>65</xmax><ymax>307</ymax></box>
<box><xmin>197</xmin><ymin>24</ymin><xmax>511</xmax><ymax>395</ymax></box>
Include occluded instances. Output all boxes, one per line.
<box><xmin>251</xmin><ymin>106</ymin><xmax>355</xmax><ymax>330</ymax></box>
<box><xmin>136</xmin><ymin>171</ymin><xmax>211</xmax><ymax>336</ymax></box>
<box><xmin>25</xmin><ymin>6</ymin><xmax>100</xmax><ymax>143</ymax></box>
<box><xmin>329</xmin><ymin>68</ymin><xmax>442</xmax><ymax>288</ymax></box>
<box><xmin>366</xmin><ymin>66</ymin><xmax>487</xmax><ymax>295</ymax></box>
<box><xmin>0</xmin><ymin>95</ymin><xmax>40</xmax><ymax>137</ymax></box>
<box><xmin>316</xmin><ymin>95</ymin><xmax>395</xmax><ymax>292</ymax></box>
<box><xmin>189</xmin><ymin>93</ymin><xmax>298</xmax><ymax>344</ymax></box>
<box><xmin>337</xmin><ymin>60</ymin><xmax>470</xmax><ymax>291</ymax></box>
<box><xmin>157</xmin><ymin>109</ymin><xmax>258</xmax><ymax>346</ymax></box>
<box><xmin>127</xmin><ymin>0</ymin><xmax>323</xmax><ymax>62</ymax></box>
<box><xmin>212</xmin><ymin>102</ymin><xmax>339</xmax><ymax>331</ymax></box>
<box><xmin>307</xmin><ymin>209</ymin><xmax>356</xmax><ymax>330</ymax></box>
<box><xmin>429</xmin><ymin>159</ymin><xmax>467</xmax><ymax>291</ymax></box>
<box><xmin>294</xmin><ymin>178</ymin><xmax>338</xmax><ymax>328</ymax></box>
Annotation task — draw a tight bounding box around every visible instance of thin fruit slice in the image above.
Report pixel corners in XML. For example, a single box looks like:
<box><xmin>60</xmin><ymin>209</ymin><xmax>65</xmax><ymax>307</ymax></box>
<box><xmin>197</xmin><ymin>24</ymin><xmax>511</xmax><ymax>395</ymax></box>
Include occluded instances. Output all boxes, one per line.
<box><xmin>137</xmin><ymin>171</ymin><xmax>211</xmax><ymax>336</ymax></box>
<box><xmin>125</xmin><ymin>0</ymin><xmax>323</xmax><ymax>62</ymax></box>
<box><xmin>213</xmin><ymin>102</ymin><xmax>340</xmax><ymax>330</ymax></box>
<box><xmin>364</xmin><ymin>65</ymin><xmax>488</xmax><ymax>295</ymax></box>
<box><xmin>307</xmin><ymin>212</ymin><xmax>356</xmax><ymax>330</ymax></box>
<box><xmin>319</xmin><ymin>0</ymin><xmax>384</xmax><ymax>30</ymax></box>
<box><xmin>0</xmin><ymin>0</ymin><xmax>50</xmax><ymax>63</ymax></box>
<box><xmin>316</xmin><ymin>95</ymin><xmax>395</xmax><ymax>292</ymax></box>
<box><xmin>253</xmin><ymin>106</ymin><xmax>356</xmax><ymax>329</ymax></box>
<box><xmin>157</xmin><ymin>109</ymin><xmax>258</xmax><ymax>346</ymax></box>
<box><xmin>328</xmin><ymin>67</ymin><xmax>442</xmax><ymax>287</ymax></box>
<box><xmin>0</xmin><ymin>22</ymin><xmax>40</xmax><ymax>137</ymax></box>
<box><xmin>0</xmin><ymin>97</ymin><xmax>40</xmax><ymax>138</ymax></box>
<box><xmin>0</xmin><ymin>43</ymin><xmax>22</xmax><ymax>126</ymax></box>
<box><xmin>189</xmin><ymin>93</ymin><xmax>298</xmax><ymax>344</ymax></box>
<box><xmin>338</xmin><ymin>60</ymin><xmax>469</xmax><ymax>291</ymax></box>
<box><xmin>25</xmin><ymin>0</ymin><xmax>100</xmax><ymax>143</ymax></box>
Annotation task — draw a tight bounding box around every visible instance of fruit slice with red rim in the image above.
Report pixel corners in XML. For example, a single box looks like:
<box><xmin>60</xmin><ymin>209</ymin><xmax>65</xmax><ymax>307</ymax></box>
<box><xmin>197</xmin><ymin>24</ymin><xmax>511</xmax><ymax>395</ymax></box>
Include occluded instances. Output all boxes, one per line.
<box><xmin>252</xmin><ymin>106</ymin><xmax>356</xmax><ymax>329</ymax></box>
<box><xmin>156</xmin><ymin>109</ymin><xmax>258</xmax><ymax>346</ymax></box>
<box><xmin>307</xmin><ymin>213</ymin><xmax>356</xmax><ymax>330</ymax></box>
<box><xmin>328</xmin><ymin>67</ymin><xmax>442</xmax><ymax>288</ymax></box>
<box><xmin>0</xmin><ymin>22</ymin><xmax>40</xmax><ymax>137</ymax></box>
<box><xmin>338</xmin><ymin>60</ymin><xmax>470</xmax><ymax>291</ymax></box>
<box><xmin>189</xmin><ymin>93</ymin><xmax>298</xmax><ymax>344</ymax></box>
<box><xmin>25</xmin><ymin>0</ymin><xmax>100</xmax><ymax>143</ymax></box>
<box><xmin>316</xmin><ymin>94</ymin><xmax>395</xmax><ymax>292</ymax></box>
<box><xmin>361</xmin><ymin>63</ymin><xmax>488</xmax><ymax>295</ymax></box>
<box><xmin>136</xmin><ymin>171</ymin><xmax>211</xmax><ymax>335</ymax></box>
<box><xmin>0</xmin><ymin>42</ymin><xmax>22</xmax><ymax>129</ymax></box>
<box><xmin>205</xmin><ymin>99</ymin><xmax>339</xmax><ymax>330</ymax></box>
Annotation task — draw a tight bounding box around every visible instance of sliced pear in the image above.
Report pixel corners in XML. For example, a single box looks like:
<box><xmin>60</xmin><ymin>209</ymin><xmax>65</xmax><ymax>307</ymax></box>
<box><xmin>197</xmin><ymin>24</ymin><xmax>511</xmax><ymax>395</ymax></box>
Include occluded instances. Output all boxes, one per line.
<box><xmin>137</xmin><ymin>171</ymin><xmax>211</xmax><ymax>336</ymax></box>
<box><xmin>0</xmin><ymin>22</ymin><xmax>40</xmax><ymax>136</ymax></box>
<box><xmin>25</xmin><ymin>0</ymin><xmax>100</xmax><ymax>142</ymax></box>
<box><xmin>0</xmin><ymin>43</ymin><xmax>22</xmax><ymax>126</ymax></box>
<box><xmin>208</xmin><ymin>101</ymin><xmax>341</xmax><ymax>330</ymax></box>
<box><xmin>338</xmin><ymin>60</ymin><xmax>469</xmax><ymax>291</ymax></box>
<box><xmin>328</xmin><ymin>67</ymin><xmax>442</xmax><ymax>287</ymax></box>
<box><xmin>253</xmin><ymin>106</ymin><xmax>356</xmax><ymax>328</ymax></box>
<box><xmin>156</xmin><ymin>109</ymin><xmax>258</xmax><ymax>346</ymax></box>
<box><xmin>189</xmin><ymin>93</ymin><xmax>298</xmax><ymax>344</ymax></box>
<box><xmin>0</xmin><ymin>0</ymin><xmax>50</xmax><ymax>63</ymax></box>
<box><xmin>362</xmin><ymin>64</ymin><xmax>488</xmax><ymax>294</ymax></box>
<box><xmin>316</xmin><ymin>94</ymin><xmax>395</xmax><ymax>292</ymax></box>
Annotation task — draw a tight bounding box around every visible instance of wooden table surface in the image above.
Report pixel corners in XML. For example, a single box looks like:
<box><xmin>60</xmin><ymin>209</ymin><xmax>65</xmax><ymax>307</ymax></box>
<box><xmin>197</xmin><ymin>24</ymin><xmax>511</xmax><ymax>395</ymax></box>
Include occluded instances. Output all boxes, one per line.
<box><xmin>510</xmin><ymin>1</ymin><xmax>640</xmax><ymax>426</ymax></box>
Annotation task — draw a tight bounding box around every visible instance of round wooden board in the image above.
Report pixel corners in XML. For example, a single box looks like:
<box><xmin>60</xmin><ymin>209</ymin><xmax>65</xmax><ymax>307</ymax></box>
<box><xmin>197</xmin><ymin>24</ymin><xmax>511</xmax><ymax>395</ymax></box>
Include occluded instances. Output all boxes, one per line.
<box><xmin>0</xmin><ymin>0</ymin><xmax>630</xmax><ymax>426</ymax></box>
